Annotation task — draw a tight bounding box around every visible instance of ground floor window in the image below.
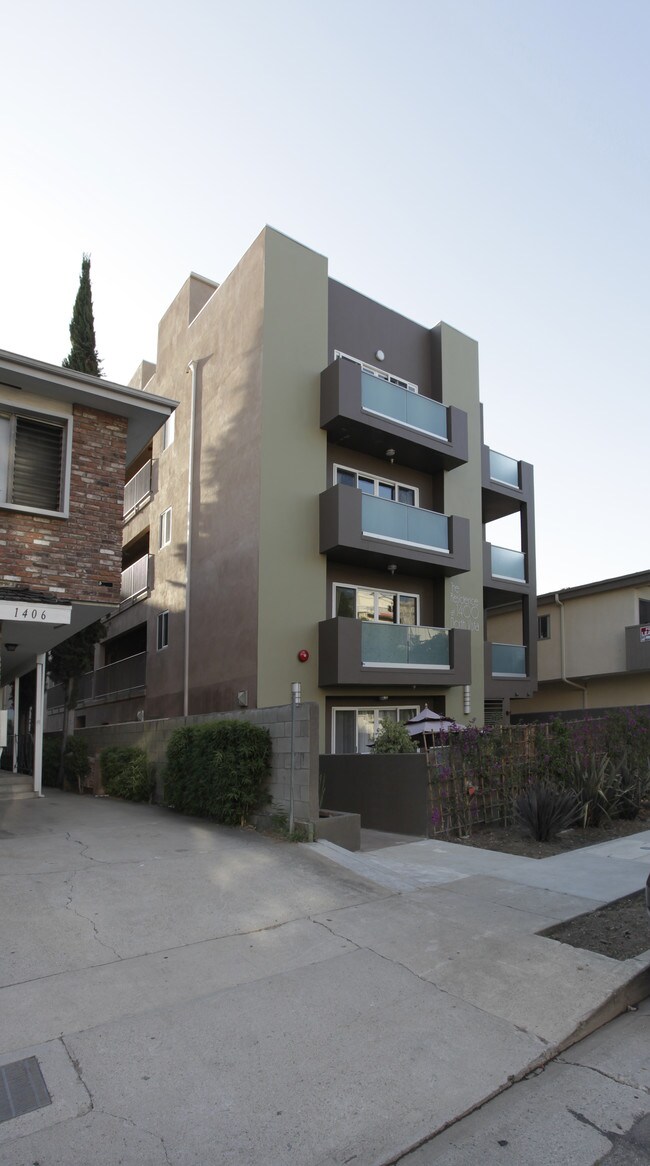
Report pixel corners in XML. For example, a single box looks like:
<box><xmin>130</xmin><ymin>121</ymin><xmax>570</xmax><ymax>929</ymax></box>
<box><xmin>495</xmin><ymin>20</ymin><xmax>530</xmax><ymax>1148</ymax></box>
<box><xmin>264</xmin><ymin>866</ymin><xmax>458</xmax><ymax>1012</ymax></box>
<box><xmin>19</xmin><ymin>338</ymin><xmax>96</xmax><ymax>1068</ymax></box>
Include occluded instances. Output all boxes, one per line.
<box><xmin>333</xmin><ymin>706</ymin><xmax>418</xmax><ymax>754</ymax></box>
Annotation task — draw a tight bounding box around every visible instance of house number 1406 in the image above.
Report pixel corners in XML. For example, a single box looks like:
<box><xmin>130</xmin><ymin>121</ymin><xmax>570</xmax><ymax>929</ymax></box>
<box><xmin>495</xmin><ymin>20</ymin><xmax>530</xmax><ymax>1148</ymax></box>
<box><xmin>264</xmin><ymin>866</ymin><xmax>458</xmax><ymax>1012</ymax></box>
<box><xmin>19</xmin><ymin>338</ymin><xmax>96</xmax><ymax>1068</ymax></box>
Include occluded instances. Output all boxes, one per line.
<box><xmin>15</xmin><ymin>608</ymin><xmax>48</xmax><ymax>620</ymax></box>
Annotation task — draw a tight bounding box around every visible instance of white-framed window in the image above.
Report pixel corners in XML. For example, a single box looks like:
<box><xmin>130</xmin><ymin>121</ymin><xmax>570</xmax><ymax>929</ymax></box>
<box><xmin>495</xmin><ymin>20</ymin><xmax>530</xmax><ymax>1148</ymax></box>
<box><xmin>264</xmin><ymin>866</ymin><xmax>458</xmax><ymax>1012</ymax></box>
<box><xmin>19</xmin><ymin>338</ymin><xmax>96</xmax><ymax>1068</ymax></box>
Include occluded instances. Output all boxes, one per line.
<box><xmin>333</xmin><ymin>583</ymin><xmax>419</xmax><ymax>626</ymax></box>
<box><xmin>157</xmin><ymin>610</ymin><xmax>169</xmax><ymax>650</ymax></box>
<box><xmin>332</xmin><ymin>706</ymin><xmax>418</xmax><ymax>754</ymax></box>
<box><xmin>334</xmin><ymin>464</ymin><xmax>417</xmax><ymax>507</ymax></box>
<box><xmin>334</xmin><ymin>351</ymin><xmax>418</xmax><ymax>394</ymax></box>
<box><xmin>162</xmin><ymin>412</ymin><xmax>175</xmax><ymax>451</ymax></box>
<box><xmin>159</xmin><ymin>507</ymin><xmax>172</xmax><ymax>548</ymax></box>
<box><xmin>0</xmin><ymin>406</ymin><xmax>71</xmax><ymax>517</ymax></box>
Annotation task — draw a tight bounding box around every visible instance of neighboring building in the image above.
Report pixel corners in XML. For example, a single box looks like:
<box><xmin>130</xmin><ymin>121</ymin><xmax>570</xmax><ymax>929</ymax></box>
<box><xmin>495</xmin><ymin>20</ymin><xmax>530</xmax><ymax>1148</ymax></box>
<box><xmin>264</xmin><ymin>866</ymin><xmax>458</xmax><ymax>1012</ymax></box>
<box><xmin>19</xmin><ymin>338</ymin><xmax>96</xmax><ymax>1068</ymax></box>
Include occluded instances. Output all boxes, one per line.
<box><xmin>0</xmin><ymin>349</ymin><xmax>176</xmax><ymax>790</ymax></box>
<box><xmin>487</xmin><ymin>571</ymin><xmax>650</xmax><ymax>720</ymax></box>
<box><xmin>64</xmin><ymin>227</ymin><xmax>536</xmax><ymax>752</ymax></box>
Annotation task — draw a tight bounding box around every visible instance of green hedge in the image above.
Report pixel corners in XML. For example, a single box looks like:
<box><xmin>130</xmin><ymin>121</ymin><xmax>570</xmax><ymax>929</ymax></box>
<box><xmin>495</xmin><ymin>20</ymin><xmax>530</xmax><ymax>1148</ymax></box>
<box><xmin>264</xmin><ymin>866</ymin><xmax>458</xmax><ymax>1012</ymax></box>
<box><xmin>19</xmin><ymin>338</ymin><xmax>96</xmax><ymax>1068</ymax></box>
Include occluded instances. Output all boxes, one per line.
<box><xmin>63</xmin><ymin>736</ymin><xmax>90</xmax><ymax>792</ymax></box>
<box><xmin>164</xmin><ymin>720</ymin><xmax>271</xmax><ymax>825</ymax></box>
<box><xmin>100</xmin><ymin>746</ymin><xmax>152</xmax><ymax>802</ymax></box>
<box><xmin>43</xmin><ymin>735</ymin><xmax>63</xmax><ymax>788</ymax></box>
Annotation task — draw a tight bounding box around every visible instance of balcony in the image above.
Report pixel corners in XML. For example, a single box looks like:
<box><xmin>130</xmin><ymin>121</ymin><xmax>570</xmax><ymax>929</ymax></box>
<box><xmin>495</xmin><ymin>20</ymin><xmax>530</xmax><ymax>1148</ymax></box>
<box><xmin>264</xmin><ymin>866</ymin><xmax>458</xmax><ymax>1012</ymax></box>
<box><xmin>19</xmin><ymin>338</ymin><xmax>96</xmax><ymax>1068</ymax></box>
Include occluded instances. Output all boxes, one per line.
<box><xmin>319</xmin><ymin>617</ymin><xmax>471</xmax><ymax>686</ymax></box>
<box><xmin>121</xmin><ymin>553</ymin><xmax>151</xmax><ymax>602</ymax></box>
<box><xmin>321</xmin><ymin>358</ymin><xmax>468</xmax><ymax>472</ymax></box>
<box><xmin>79</xmin><ymin>653</ymin><xmax>148</xmax><ymax>704</ymax></box>
<box><xmin>625</xmin><ymin>624</ymin><xmax>650</xmax><ymax>672</ymax></box>
<box><xmin>320</xmin><ymin>485</ymin><xmax>470</xmax><ymax>577</ymax></box>
<box><xmin>483</xmin><ymin>541</ymin><xmax>528</xmax><ymax>595</ymax></box>
<box><xmin>482</xmin><ymin>445</ymin><xmax>535</xmax><ymax>523</ymax></box>
<box><xmin>488</xmin><ymin>450</ymin><xmax>520</xmax><ymax>489</ymax></box>
<box><xmin>123</xmin><ymin>461</ymin><xmax>152</xmax><ymax>520</ymax></box>
<box><xmin>489</xmin><ymin>642</ymin><xmax>527</xmax><ymax>677</ymax></box>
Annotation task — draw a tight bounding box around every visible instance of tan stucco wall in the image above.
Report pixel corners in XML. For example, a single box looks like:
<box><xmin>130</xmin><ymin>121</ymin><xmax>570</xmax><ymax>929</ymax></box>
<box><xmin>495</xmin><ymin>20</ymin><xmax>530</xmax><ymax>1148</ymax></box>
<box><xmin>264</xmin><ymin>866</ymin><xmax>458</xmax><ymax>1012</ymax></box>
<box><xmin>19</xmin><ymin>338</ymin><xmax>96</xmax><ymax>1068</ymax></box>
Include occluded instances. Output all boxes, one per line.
<box><xmin>256</xmin><ymin>230</ymin><xmax>329</xmax><ymax>727</ymax></box>
<box><xmin>437</xmin><ymin>324</ymin><xmax>485</xmax><ymax>724</ymax></box>
<box><xmin>512</xmin><ymin>672</ymin><xmax>650</xmax><ymax>716</ymax></box>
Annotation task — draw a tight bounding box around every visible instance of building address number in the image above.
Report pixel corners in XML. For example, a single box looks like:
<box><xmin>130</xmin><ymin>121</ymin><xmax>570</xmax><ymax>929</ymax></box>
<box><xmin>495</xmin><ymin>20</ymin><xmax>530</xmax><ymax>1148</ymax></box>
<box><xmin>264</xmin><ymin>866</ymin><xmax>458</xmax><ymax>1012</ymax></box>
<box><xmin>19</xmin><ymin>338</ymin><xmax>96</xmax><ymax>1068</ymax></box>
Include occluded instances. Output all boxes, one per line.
<box><xmin>0</xmin><ymin>601</ymin><xmax>72</xmax><ymax>626</ymax></box>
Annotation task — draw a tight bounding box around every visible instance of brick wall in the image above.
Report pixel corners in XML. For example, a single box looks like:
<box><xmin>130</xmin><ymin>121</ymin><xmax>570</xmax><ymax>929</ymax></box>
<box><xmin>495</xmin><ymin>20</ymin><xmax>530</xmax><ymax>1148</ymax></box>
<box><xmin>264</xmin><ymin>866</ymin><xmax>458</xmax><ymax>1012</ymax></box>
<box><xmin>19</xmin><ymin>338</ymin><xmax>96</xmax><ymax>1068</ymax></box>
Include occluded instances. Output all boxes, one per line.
<box><xmin>0</xmin><ymin>405</ymin><xmax>127</xmax><ymax>603</ymax></box>
<box><xmin>77</xmin><ymin>701</ymin><xmax>320</xmax><ymax>825</ymax></box>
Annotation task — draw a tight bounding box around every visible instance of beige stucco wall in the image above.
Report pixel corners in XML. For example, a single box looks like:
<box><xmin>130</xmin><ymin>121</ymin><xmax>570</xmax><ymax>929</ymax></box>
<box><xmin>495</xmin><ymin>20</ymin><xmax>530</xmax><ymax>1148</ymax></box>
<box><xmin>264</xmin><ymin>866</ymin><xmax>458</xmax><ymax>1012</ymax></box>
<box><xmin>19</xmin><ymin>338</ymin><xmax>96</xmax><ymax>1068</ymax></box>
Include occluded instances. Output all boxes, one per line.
<box><xmin>256</xmin><ymin>230</ymin><xmax>329</xmax><ymax>727</ymax></box>
<box><xmin>437</xmin><ymin>324</ymin><xmax>485</xmax><ymax>725</ymax></box>
<box><xmin>512</xmin><ymin>671</ymin><xmax>650</xmax><ymax>716</ymax></box>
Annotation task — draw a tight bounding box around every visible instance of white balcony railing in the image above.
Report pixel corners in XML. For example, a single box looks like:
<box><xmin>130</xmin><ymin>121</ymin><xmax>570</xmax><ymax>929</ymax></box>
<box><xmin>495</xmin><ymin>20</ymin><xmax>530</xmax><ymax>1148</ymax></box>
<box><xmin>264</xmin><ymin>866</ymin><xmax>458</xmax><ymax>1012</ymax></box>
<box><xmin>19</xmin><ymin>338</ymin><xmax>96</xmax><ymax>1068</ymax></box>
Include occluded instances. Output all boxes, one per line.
<box><xmin>123</xmin><ymin>461</ymin><xmax>152</xmax><ymax>518</ymax></box>
<box><xmin>121</xmin><ymin>553</ymin><xmax>150</xmax><ymax>601</ymax></box>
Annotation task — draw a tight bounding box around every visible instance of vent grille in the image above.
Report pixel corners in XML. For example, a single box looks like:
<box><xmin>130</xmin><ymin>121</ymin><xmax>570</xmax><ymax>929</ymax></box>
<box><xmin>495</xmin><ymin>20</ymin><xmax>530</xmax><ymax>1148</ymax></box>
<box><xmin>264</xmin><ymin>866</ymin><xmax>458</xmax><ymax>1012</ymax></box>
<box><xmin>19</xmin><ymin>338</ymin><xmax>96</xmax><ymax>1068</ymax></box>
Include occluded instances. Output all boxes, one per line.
<box><xmin>12</xmin><ymin>417</ymin><xmax>63</xmax><ymax>511</ymax></box>
<box><xmin>484</xmin><ymin>699</ymin><xmax>505</xmax><ymax>726</ymax></box>
<box><xmin>0</xmin><ymin>1056</ymin><xmax>51</xmax><ymax>1123</ymax></box>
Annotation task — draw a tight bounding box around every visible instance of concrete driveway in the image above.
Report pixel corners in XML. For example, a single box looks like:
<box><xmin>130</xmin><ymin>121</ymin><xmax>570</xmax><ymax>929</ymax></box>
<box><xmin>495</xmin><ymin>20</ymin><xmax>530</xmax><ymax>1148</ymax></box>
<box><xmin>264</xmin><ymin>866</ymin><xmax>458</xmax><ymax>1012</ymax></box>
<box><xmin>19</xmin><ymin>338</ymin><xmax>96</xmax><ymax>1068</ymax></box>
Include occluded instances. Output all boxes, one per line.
<box><xmin>1</xmin><ymin>792</ymin><xmax>648</xmax><ymax>1165</ymax></box>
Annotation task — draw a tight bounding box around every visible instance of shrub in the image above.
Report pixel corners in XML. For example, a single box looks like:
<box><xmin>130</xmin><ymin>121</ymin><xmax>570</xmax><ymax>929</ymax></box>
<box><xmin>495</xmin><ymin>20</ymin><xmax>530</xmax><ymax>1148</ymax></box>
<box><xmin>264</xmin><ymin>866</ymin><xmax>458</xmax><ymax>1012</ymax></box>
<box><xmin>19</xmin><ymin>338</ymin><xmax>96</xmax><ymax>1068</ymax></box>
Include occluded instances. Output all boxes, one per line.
<box><xmin>164</xmin><ymin>720</ymin><xmax>271</xmax><ymax>825</ymax></box>
<box><xmin>514</xmin><ymin>783</ymin><xmax>581</xmax><ymax>842</ymax></box>
<box><xmin>100</xmin><ymin>746</ymin><xmax>152</xmax><ymax>803</ymax></box>
<box><xmin>43</xmin><ymin>735</ymin><xmax>63</xmax><ymax>788</ymax></box>
<box><xmin>62</xmin><ymin>735</ymin><xmax>90</xmax><ymax>793</ymax></box>
<box><xmin>371</xmin><ymin>718</ymin><xmax>417</xmax><ymax>754</ymax></box>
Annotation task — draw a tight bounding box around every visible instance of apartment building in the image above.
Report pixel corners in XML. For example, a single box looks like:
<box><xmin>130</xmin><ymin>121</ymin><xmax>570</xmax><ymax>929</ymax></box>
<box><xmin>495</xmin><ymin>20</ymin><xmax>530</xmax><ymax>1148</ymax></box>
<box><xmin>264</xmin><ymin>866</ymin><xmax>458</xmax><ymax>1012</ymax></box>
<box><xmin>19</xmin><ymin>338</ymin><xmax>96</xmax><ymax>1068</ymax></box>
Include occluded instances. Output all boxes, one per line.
<box><xmin>71</xmin><ymin>227</ymin><xmax>536</xmax><ymax>751</ymax></box>
<box><xmin>488</xmin><ymin>571</ymin><xmax>650</xmax><ymax>720</ymax></box>
<box><xmin>0</xmin><ymin>349</ymin><xmax>176</xmax><ymax>790</ymax></box>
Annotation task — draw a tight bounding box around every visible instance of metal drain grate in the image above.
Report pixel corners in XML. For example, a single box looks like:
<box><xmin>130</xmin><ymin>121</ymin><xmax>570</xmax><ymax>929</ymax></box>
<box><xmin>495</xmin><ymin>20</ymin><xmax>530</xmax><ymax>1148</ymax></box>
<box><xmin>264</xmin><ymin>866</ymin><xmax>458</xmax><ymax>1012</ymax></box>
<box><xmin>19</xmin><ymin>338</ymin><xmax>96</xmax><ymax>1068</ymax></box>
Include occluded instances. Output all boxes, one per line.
<box><xmin>0</xmin><ymin>1057</ymin><xmax>51</xmax><ymax>1122</ymax></box>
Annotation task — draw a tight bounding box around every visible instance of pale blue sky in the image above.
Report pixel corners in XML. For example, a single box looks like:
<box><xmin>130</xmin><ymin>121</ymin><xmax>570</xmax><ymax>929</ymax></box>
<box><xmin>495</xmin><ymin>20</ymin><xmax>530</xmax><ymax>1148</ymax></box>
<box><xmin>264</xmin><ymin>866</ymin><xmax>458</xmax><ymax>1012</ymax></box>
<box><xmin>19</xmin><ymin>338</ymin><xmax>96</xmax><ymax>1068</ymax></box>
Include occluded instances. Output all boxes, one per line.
<box><xmin>2</xmin><ymin>0</ymin><xmax>648</xmax><ymax>593</ymax></box>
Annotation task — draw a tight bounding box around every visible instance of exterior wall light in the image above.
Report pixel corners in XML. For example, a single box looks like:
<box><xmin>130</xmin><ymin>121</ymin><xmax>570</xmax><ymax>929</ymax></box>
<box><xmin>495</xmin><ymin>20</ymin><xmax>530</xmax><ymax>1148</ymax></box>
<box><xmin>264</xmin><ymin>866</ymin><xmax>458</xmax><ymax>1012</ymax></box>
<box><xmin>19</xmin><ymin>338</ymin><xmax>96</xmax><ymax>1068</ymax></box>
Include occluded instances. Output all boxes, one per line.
<box><xmin>297</xmin><ymin>649</ymin><xmax>309</xmax><ymax>663</ymax></box>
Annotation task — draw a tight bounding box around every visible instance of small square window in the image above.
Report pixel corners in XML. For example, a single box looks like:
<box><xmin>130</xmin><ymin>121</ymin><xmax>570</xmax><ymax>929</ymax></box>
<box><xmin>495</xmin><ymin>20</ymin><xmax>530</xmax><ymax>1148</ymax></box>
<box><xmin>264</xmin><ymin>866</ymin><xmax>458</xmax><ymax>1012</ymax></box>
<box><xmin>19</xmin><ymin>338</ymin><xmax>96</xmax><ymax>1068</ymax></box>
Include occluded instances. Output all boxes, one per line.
<box><xmin>157</xmin><ymin>610</ymin><xmax>169</xmax><ymax>650</ymax></box>
<box><xmin>538</xmin><ymin>614</ymin><xmax>550</xmax><ymax>640</ymax></box>
<box><xmin>639</xmin><ymin>599</ymin><xmax>650</xmax><ymax>625</ymax></box>
<box><xmin>160</xmin><ymin>507</ymin><xmax>172</xmax><ymax>548</ymax></box>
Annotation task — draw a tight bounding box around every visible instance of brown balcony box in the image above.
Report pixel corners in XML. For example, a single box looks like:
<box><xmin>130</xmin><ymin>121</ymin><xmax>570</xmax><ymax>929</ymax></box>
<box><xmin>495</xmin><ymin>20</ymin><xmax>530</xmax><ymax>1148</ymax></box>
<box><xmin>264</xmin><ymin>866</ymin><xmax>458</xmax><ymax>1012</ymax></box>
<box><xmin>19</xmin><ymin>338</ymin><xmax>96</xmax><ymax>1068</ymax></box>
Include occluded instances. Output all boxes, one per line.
<box><xmin>321</xmin><ymin>358</ymin><xmax>468</xmax><ymax>472</ymax></box>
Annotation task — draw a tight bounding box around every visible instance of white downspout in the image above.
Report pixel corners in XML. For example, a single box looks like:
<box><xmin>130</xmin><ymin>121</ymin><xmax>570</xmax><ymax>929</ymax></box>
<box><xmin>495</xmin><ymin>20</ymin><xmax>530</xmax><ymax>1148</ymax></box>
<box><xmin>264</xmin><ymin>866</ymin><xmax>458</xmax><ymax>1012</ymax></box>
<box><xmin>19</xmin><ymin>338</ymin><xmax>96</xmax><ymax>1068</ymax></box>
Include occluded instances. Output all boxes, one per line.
<box><xmin>12</xmin><ymin>675</ymin><xmax>20</xmax><ymax>773</ymax></box>
<box><xmin>184</xmin><ymin>360</ymin><xmax>198</xmax><ymax>719</ymax></box>
<box><xmin>33</xmin><ymin>652</ymin><xmax>46</xmax><ymax>796</ymax></box>
<box><xmin>553</xmin><ymin>593</ymin><xmax>587</xmax><ymax>708</ymax></box>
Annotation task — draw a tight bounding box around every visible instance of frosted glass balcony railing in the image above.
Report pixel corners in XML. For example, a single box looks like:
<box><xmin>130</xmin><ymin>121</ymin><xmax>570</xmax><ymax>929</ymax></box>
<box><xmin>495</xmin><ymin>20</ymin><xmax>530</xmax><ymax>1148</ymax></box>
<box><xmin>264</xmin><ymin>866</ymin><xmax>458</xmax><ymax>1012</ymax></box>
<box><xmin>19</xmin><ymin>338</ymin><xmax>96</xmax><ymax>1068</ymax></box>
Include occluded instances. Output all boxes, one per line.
<box><xmin>362</xmin><ymin>494</ymin><xmax>449</xmax><ymax>551</ymax></box>
<box><xmin>491</xmin><ymin>544</ymin><xmax>526</xmax><ymax>582</ymax></box>
<box><xmin>491</xmin><ymin>643</ymin><xmax>526</xmax><ymax>676</ymax></box>
<box><xmin>361</xmin><ymin>372</ymin><xmax>448</xmax><ymax>441</ymax></box>
<box><xmin>362</xmin><ymin>622</ymin><xmax>450</xmax><ymax>668</ymax></box>
<box><xmin>489</xmin><ymin>449</ymin><xmax>520</xmax><ymax>488</ymax></box>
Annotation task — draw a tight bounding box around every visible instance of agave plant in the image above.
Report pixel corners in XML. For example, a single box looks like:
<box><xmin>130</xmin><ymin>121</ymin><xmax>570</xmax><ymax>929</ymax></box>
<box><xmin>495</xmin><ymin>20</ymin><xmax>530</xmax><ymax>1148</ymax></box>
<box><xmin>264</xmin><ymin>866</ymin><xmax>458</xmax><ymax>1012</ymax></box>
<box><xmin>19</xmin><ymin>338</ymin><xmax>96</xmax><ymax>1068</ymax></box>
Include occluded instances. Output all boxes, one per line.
<box><xmin>568</xmin><ymin>753</ymin><xmax>611</xmax><ymax>827</ymax></box>
<box><xmin>514</xmin><ymin>783</ymin><xmax>581</xmax><ymax>843</ymax></box>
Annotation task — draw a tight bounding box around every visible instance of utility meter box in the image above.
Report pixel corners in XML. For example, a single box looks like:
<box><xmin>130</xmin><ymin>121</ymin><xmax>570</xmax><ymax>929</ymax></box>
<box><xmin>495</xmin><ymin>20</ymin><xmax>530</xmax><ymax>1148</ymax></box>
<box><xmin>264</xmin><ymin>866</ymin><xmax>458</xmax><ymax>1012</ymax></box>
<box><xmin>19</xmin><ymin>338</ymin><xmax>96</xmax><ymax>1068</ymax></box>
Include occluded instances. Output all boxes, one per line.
<box><xmin>0</xmin><ymin>710</ymin><xmax>7</xmax><ymax>748</ymax></box>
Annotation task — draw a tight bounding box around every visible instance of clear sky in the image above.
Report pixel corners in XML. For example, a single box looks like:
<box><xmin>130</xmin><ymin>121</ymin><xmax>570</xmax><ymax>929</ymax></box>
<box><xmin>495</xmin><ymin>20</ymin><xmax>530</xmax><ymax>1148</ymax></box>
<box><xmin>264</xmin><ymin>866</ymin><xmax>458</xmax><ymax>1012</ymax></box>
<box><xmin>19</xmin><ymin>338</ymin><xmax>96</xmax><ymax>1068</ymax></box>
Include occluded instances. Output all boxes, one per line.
<box><xmin>2</xmin><ymin>0</ymin><xmax>647</xmax><ymax>594</ymax></box>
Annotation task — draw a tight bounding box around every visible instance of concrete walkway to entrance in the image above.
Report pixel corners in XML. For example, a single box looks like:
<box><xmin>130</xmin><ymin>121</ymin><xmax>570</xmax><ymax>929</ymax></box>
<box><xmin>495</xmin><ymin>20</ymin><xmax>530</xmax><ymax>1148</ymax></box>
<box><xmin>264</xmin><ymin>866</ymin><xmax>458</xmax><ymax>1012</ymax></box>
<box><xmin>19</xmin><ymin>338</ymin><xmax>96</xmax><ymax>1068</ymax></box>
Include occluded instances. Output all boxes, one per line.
<box><xmin>1</xmin><ymin>792</ymin><xmax>648</xmax><ymax>1165</ymax></box>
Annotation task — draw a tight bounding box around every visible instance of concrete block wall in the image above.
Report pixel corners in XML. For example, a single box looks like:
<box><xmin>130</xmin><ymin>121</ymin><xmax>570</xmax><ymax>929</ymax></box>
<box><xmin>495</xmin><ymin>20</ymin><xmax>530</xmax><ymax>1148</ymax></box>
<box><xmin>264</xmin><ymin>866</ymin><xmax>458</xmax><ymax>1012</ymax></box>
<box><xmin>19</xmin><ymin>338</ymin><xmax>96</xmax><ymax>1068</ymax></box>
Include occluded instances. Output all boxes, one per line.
<box><xmin>78</xmin><ymin>701</ymin><xmax>320</xmax><ymax>825</ymax></box>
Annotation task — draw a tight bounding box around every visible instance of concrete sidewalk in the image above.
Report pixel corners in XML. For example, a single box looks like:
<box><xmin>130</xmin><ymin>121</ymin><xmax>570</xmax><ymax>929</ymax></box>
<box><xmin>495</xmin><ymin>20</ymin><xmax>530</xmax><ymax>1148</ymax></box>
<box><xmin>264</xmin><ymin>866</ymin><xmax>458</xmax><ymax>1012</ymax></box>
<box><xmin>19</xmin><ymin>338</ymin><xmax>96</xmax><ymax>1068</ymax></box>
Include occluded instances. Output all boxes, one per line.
<box><xmin>0</xmin><ymin>792</ymin><xmax>648</xmax><ymax>1165</ymax></box>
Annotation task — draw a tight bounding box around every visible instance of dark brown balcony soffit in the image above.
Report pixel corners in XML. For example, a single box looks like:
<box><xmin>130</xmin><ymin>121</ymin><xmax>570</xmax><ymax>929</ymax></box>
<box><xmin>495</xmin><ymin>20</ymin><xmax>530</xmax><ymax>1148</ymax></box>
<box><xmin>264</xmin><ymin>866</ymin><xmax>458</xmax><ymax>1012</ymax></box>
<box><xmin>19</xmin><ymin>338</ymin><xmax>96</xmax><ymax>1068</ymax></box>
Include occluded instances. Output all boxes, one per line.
<box><xmin>321</xmin><ymin>359</ymin><xmax>468</xmax><ymax>472</ymax></box>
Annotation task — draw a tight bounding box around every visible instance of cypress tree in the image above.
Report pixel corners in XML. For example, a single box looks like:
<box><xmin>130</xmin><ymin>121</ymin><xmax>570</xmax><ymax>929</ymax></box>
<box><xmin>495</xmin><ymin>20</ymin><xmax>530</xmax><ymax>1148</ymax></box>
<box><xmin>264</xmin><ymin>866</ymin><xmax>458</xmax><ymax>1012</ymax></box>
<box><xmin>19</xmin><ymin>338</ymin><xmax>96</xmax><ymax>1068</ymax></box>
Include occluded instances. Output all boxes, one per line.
<box><xmin>53</xmin><ymin>253</ymin><xmax>105</xmax><ymax>782</ymax></box>
<box><xmin>62</xmin><ymin>253</ymin><xmax>102</xmax><ymax>376</ymax></box>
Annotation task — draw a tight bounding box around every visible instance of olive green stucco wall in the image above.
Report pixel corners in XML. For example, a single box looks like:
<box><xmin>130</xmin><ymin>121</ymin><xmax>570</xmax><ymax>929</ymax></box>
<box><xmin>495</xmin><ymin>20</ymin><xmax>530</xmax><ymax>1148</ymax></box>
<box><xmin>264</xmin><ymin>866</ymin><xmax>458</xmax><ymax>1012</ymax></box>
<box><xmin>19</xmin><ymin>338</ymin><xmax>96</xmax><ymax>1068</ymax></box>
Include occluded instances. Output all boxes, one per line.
<box><xmin>256</xmin><ymin>230</ymin><xmax>329</xmax><ymax>719</ymax></box>
<box><xmin>433</xmin><ymin>323</ymin><xmax>485</xmax><ymax>725</ymax></box>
